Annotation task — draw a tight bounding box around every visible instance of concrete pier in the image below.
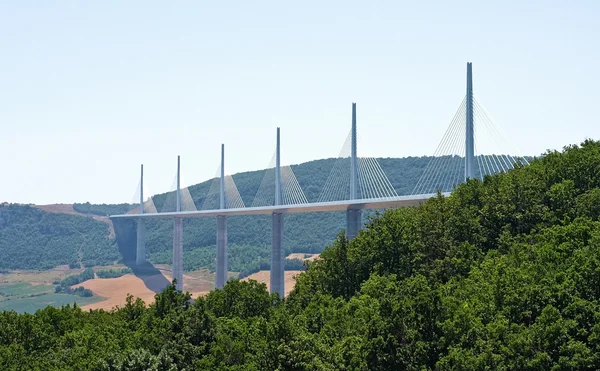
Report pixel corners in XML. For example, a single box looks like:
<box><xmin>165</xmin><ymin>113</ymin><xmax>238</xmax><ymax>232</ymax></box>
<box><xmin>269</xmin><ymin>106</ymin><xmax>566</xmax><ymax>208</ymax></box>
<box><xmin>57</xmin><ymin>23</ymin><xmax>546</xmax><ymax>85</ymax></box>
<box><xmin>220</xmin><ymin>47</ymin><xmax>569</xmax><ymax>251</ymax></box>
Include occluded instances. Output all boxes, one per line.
<box><xmin>271</xmin><ymin>212</ymin><xmax>284</xmax><ymax>297</ymax></box>
<box><xmin>172</xmin><ymin>156</ymin><xmax>183</xmax><ymax>290</ymax></box>
<box><xmin>270</xmin><ymin>128</ymin><xmax>285</xmax><ymax>296</ymax></box>
<box><xmin>216</xmin><ymin>215</ymin><xmax>227</xmax><ymax>288</ymax></box>
<box><xmin>172</xmin><ymin>217</ymin><xmax>183</xmax><ymax>290</ymax></box>
<box><xmin>216</xmin><ymin>144</ymin><xmax>228</xmax><ymax>289</ymax></box>
<box><xmin>346</xmin><ymin>208</ymin><xmax>361</xmax><ymax>240</ymax></box>
<box><xmin>136</xmin><ymin>220</ymin><xmax>146</xmax><ymax>265</ymax></box>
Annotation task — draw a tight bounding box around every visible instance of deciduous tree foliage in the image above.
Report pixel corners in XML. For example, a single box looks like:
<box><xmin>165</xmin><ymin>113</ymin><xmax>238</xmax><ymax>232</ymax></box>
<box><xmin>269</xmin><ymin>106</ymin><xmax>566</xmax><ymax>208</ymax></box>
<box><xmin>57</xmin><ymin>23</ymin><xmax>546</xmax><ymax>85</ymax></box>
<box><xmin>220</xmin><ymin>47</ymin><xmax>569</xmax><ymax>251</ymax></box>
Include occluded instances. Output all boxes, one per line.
<box><xmin>1</xmin><ymin>142</ymin><xmax>598</xmax><ymax>369</ymax></box>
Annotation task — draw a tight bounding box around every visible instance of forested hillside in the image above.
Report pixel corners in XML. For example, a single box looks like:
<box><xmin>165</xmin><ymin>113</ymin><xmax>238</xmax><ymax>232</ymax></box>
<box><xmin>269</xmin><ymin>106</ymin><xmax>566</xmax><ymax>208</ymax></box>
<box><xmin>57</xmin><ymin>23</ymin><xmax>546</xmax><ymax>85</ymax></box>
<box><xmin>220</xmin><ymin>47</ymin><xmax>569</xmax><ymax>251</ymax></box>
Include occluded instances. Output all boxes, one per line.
<box><xmin>0</xmin><ymin>204</ymin><xmax>119</xmax><ymax>270</ymax></box>
<box><xmin>0</xmin><ymin>140</ymin><xmax>598</xmax><ymax>370</ymax></box>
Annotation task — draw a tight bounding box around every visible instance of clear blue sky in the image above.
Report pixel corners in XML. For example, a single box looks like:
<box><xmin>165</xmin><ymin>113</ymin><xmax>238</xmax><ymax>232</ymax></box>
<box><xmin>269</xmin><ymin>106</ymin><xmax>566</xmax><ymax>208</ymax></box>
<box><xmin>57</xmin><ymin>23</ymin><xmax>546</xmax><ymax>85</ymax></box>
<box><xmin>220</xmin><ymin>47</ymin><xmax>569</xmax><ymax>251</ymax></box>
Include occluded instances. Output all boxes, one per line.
<box><xmin>1</xmin><ymin>1</ymin><xmax>598</xmax><ymax>204</ymax></box>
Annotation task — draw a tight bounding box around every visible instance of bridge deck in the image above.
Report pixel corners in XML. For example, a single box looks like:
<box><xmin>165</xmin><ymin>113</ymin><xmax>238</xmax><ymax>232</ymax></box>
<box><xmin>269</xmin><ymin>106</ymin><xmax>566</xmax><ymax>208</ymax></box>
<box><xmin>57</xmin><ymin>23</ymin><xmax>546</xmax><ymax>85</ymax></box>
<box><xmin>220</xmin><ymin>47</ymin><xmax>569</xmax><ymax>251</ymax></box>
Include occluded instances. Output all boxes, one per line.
<box><xmin>109</xmin><ymin>193</ymin><xmax>448</xmax><ymax>219</ymax></box>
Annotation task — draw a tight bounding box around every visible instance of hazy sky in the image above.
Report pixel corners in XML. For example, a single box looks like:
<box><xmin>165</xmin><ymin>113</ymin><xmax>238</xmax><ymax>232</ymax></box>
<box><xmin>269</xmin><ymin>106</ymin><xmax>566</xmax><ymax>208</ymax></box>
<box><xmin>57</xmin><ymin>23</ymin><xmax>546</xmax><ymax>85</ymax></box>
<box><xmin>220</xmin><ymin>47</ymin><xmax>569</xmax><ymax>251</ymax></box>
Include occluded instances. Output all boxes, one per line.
<box><xmin>1</xmin><ymin>1</ymin><xmax>598</xmax><ymax>204</ymax></box>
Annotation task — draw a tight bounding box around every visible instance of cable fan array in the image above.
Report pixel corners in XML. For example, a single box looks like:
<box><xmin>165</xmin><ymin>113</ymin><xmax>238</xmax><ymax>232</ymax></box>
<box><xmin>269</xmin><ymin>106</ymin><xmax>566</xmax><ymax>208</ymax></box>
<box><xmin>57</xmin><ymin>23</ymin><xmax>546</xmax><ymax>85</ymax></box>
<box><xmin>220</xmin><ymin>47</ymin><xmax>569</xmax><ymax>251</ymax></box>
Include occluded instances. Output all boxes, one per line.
<box><xmin>412</xmin><ymin>97</ymin><xmax>529</xmax><ymax>195</ymax></box>
<box><xmin>201</xmin><ymin>168</ymin><xmax>245</xmax><ymax>210</ymax></box>
<box><xmin>318</xmin><ymin>131</ymin><xmax>398</xmax><ymax>203</ymax></box>
<box><xmin>129</xmin><ymin>95</ymin><xmax>529</xmax><ymax>210</ymax></box>
<box><xmin>157</xmin><ymin>175</ymin><xmax>198</xmax><ymax>212</ymax></box>
<box><xmin>251</xmin><ymin>152</ymin><xmax>308</xmax><ymax>207</ymax></box>
<box><xmin>131</xmin><ymin>180</ymin><xmax>158</xmax><ymax>213</ymax></box>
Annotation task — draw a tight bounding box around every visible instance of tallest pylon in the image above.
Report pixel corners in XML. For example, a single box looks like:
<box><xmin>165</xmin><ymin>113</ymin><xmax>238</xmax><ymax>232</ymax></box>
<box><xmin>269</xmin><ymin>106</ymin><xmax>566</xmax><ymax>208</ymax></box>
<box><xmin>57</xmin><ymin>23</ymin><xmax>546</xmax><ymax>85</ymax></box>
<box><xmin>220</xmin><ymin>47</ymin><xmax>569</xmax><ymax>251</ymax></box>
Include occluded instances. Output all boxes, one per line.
<box><xmin>346</xmin><ymin>103</ymin><xmax>361</xmax><ymax>240</ymax></box>
<box><xmin>465</xmin><ymin>62</ymin><xmax>475</xmax><ymax>181</ymax></box>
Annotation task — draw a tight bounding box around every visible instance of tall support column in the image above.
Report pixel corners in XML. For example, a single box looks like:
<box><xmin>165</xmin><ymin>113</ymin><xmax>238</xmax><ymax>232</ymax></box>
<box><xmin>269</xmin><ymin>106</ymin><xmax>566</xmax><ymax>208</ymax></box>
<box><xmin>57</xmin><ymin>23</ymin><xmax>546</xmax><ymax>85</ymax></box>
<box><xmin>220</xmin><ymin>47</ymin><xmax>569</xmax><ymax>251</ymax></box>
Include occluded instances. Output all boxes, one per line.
<box><xmin>465</xmin><ymin>62</ymin><xmax>475</xmax><ymax>180</ymax></box>
<box><xmin>172</xmin><ymin>155</ymin><xmax>183</xmax><ymax>290</ymax></box>
<box><xmin>271</xmin><ymin>127</ymin><xmax>285</xmax><ymax>296</ymax></box>
<box><xmin>271</xmin><ymin>213</ymin><xmax>284</xmax><ymax>297</ymax></box>
<box><xmin>136</xmin><ymin>220</ymin><xmax>145</xmax><ymax>265</ymax></box>
<box><xmin>136</xmin><ymin>164</ymin><xmax>146</xmax><ymax>265</ymax></box>
<box><xmin>347</xmin><ymin>103</ymin><xmax>361</xmax><ymax>240</ymax></box>
<box><xmin>216</xmin><ymin>144</ymin><xmax>228</xmax><ymax>289</ymax></box>
<box><xmin>216</xmin><ymin>216</ymin><xmax>227</xmax><ymax>289</ymax></box>
<box><xmin>346</xmin><ymin>209</ymin><xmax>361</xmax><ymax>240</ymax></box>
<box><xmin>173</xmin><ymin>217</ymin><xmax>183</xmax><ymax>290</ymax></box>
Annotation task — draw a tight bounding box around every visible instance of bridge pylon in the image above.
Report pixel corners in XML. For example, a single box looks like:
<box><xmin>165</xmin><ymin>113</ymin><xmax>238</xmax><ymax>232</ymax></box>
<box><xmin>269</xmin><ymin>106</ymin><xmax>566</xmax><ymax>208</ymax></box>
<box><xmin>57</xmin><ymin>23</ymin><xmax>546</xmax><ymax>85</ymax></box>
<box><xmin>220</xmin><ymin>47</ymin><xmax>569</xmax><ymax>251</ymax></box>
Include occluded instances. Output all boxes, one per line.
<box><xmin>465</xmin><ymin>62</ymin><xmax>475</xmax><ymax>180</ymax></box>
<box><xmin>216</xmin><ymin>144</ymin><xmax>228</xmax><ymax>289</ymax></box>
<box><xmin>172</xmin><ymin>155</ymin><xmax>183</xmax><ymax>291</ymax></box>
<box><xmin>271</xmin><ymin>127</ymin><xmax>285</xmax><ymax>297</ymax></box>
<box><xmin>346</xmin><ymin>102</ymin><xmax>361</xmax><ymax>240</ymax></box>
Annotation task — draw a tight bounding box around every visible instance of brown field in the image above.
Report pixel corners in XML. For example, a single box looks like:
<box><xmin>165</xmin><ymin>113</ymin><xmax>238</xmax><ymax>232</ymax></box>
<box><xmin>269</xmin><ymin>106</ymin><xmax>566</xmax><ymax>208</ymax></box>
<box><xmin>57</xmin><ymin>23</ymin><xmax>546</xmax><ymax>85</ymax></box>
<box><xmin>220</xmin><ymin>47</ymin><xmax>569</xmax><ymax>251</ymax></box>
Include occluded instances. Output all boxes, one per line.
<box><xmin>243</xmin><ymin>270</ymin><xmax>304</xmax><ymax>297</ymax></box>
<box><xmin>74</xmin><ymin>269</ymin><xmax>214</xmax><ymax>311</ymax></box>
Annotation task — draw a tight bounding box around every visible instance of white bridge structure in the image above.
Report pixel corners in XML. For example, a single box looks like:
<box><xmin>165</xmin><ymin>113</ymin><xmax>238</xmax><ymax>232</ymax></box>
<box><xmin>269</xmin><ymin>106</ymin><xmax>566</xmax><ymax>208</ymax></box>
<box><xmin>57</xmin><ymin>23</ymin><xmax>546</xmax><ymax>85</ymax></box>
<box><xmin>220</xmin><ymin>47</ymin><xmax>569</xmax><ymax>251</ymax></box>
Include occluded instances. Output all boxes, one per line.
<box><xmin>110</xmin><ymin>63</ymin><xmax>526</xmax><ymax>296</ymax></box>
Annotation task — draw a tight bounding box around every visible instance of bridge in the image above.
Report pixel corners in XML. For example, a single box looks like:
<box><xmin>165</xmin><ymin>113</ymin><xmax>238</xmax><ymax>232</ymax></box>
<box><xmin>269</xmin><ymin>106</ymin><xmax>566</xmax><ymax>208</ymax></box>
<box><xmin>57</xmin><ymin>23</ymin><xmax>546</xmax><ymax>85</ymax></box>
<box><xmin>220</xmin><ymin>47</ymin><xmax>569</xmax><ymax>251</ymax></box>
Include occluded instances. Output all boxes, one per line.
<box><xmin>110</xmin><ymin>62</ymin><xmax>527</xmax><ymax>296</ymax></box>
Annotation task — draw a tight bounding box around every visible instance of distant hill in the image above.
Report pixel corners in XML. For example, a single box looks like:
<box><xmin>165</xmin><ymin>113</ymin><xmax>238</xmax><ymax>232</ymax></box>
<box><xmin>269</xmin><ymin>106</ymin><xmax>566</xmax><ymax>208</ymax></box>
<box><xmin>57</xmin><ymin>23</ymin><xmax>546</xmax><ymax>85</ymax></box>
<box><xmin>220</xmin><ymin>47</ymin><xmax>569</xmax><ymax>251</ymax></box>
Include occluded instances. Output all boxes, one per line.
<box><xmin>1</xmin><ymin>155</ymin><xmax>530</xmax><ymax>275</ymax></box>
<box><xmin>0</xmin><ymin>204</ymin><xmax>118</xmax><ymax>270</ymax></box>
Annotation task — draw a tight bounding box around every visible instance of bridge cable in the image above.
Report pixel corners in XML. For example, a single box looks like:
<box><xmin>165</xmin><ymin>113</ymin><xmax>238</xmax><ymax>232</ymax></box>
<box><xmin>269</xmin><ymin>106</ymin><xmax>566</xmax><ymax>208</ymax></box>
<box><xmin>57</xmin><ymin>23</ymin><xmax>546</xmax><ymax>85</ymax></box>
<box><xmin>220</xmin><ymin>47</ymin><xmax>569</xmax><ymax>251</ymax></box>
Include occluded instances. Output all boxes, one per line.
<box><xmin>414</xmin><ymin>97</ymin><xmax>466</xmax><ymax>194</ymax></box>
<box><xmin>413</xmin><ymin>97</ymin><xmax>466</xmax><ymax>194</ymax></box>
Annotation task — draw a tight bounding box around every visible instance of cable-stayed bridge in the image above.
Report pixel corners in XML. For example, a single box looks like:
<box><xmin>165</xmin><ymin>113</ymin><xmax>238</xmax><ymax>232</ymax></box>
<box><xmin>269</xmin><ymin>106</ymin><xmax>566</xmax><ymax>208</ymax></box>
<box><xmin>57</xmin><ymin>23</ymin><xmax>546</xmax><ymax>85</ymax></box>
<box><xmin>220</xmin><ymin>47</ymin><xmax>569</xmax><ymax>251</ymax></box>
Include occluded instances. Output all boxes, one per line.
<box><xmin>110</xmin><ymin>63</ymin><xmax>528</xmax><ymax>296</ymax></box>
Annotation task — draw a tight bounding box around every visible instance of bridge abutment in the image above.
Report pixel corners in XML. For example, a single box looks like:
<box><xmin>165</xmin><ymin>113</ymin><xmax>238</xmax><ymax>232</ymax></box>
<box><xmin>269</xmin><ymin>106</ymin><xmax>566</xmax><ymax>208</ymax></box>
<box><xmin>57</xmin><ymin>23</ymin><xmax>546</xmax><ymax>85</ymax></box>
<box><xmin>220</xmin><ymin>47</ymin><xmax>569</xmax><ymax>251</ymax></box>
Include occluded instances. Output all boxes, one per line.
<box><xmin>271</xmin><ymin>212</ymin><xmax>284</xmax><ymax>297</ymax></box>
<box><xmin>216</xmin><ymin>215</ymin><xmax>228</xmax><ymax>289</ymax></box>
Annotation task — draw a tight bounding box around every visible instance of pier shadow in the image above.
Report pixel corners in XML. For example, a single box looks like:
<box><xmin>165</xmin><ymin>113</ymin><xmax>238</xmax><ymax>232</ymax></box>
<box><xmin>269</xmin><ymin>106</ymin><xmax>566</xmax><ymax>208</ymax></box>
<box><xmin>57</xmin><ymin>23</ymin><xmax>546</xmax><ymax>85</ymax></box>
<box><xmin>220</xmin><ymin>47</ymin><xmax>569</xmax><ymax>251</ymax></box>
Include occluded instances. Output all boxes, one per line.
<box><xmin>112</xmin><ymin>218</ymin><xmax>171</xmax><ymax>294</ymax></box>
<box><xmin>126</xmin><ymin>262</ymin><xmax>172</xmax><ymax>294</ymax></box>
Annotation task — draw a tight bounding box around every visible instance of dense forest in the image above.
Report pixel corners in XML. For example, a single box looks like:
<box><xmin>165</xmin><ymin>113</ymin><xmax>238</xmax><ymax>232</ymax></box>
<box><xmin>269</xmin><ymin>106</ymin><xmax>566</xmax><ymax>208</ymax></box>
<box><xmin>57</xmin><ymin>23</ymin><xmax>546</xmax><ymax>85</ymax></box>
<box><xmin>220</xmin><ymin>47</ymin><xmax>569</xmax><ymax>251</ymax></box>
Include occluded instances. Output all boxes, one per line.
<box><xmin>0</xmin><ymin>140</ymin><xmax>598</xmax><ymax>369</ymax></box>
<box><xmin>0</xmin><ymin>205</ymin><xmax>119</xmax><ymax>270</ymax></box>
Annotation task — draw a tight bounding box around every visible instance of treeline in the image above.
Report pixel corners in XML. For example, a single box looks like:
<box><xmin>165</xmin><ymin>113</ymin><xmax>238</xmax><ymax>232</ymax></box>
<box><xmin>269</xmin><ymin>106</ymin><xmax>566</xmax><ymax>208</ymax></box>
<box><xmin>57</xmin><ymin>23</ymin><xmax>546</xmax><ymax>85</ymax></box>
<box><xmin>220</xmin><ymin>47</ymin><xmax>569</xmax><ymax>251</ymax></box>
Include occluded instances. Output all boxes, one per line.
<box><xmin>0</xmin><ymin>141</ymin><xmax>594</xmax><ymax>369</ymax></box>
<box><xmin>96</xmin><ymin>267</ymin><xmax>132</xmax><ymax>278</ymax></box>
<box><xmin>54</xmin><ymin>286</ymin><xmax>93</xmax><ymax>297</ymax></box>
<box><xmin>54</xmin><ymin>268</ymin><xmax>95</xmax><ymax>297</ymax></box>
<box><xmin>0</xmin><ymin>205</ymin><xmax>119</xmax><ymax>270</ymax></box>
